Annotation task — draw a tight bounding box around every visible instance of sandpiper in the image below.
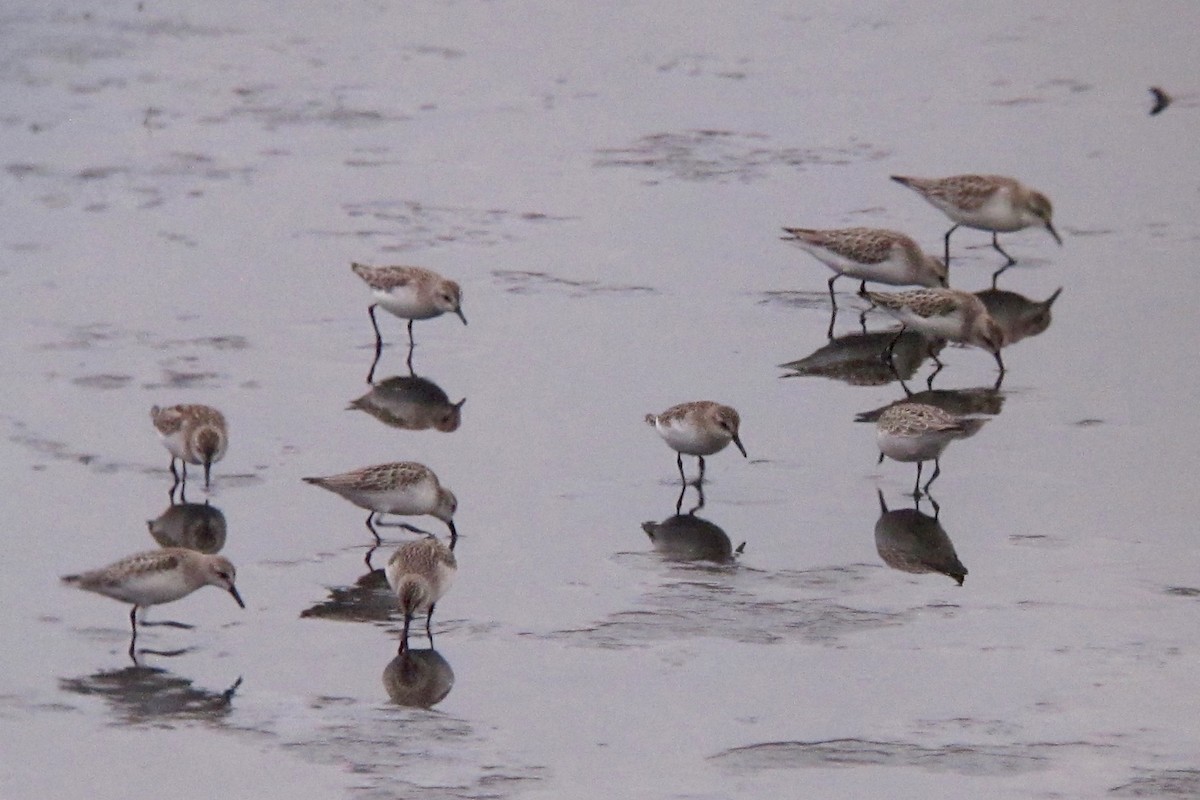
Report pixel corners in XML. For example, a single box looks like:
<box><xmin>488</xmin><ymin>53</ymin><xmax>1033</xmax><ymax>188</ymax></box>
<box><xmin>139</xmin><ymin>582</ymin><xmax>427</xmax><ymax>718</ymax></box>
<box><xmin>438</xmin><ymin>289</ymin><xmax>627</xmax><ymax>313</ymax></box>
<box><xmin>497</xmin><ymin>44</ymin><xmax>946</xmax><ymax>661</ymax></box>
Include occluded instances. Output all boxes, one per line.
<box><xmin>863</xmin><ymin>288</ymin><xmax>1006</xmax><ymax>375</ymax></box>
<box><xmin>781</xmin><ymin>226</ymin><xmax>948</xmax><ymax>305</ymax></box>
<box><xmin>385</xmin><ymin>536</ymin><xmax>457</xmax><ymax>652</ymax></box>
<box><xmin>62</xmin><ymin>548</ymin><xmax>244</xmax><ymax>658</ymax></box>
<box><xmin>645</xmin><ymin>401</ymin><xmax>747</xmax><ymax>485</ymax></box>
<box><xmin>351</xmin><ymin>263</ymin><xmax>467</xmax><ymax>380</ymax></box>
<box><xmin>150</xmin><ymin>404</ymin><xmax>228</xmax><ymax>489</ymax></box>
<box><xmin>891</xmin><ymin>174</ymin><xmax>1061</xmax><ymax>283</ymax></box>
<box><xmin>303</xmin><ymin>461</ymin><xmax>458</xmax><ymax>545</ymax></box>
<box><xmin>875</xmin><ymin>402</ymin><xmax>967</xmax><ymax>496</ymax></box>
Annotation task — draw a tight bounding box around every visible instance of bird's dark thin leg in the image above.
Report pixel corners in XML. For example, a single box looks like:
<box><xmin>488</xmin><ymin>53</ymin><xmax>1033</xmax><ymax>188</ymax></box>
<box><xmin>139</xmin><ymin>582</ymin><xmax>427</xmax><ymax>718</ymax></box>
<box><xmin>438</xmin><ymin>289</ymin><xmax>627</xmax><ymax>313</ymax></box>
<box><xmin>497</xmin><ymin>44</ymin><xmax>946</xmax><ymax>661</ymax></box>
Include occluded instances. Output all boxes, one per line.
<box><xmin>128</xmin><ymin>606</ymin><xmax>139</xmax><ymax>662</ymax></box>
<box><xmin>926</xmin><ymin>361</ymin><xmax>944</xmax><ymax>391</ymax></box>
<box><xmin>826</xmin><ymin>305</ymin><xmax>838</xmax><ymax>340</ymax></box>
<box><xmin>364</xmin><ymin>545</ymin><xmax>378</xmax><ymax>571</ymax></box>
<box><xmin>877</xmin><ymin>451</ymin><xmax>885</xmax><ymax>465</ymax></box>
<box><xmin>366</xmin><ymin>304</ymin><xmax>384</xmax><ymax>384</ymax></box>
<box><xmin>675</xmin><ymin>481</ymin><xmax>686</xmax><ymax>515</ymax></box>
<box><xmin>991</xmin><ymin>232</ymin><xmax>1016</xmax><ymax>266</ymax></box>
<box><xmin>827</xmin><ymin>274</ymin><xmax>839</xmax><ymax>310</ymax></box>
<box><xmin>399</xmin><ymin>613</ymin><xmax>411</xmax><ymax>654</ymax></box>
<box><xmin>425</xmin><ymin>604</ymin><xmax>436</xmax><ymax>644</ymax></box>
<box><xmin>943</xmin><ymin>224</ymin><xmax>960</xmax><ymax>268</ymax></box>
<box><xmin>696</xmin><ymin>456</ymin><xmax>707</xmax><ymax>487</ymax></box>
<box><xmin>676</xmin><ymin>452</ymin><xmax>686</xmax><ymax>485</ymax></box>
<box><xmin>365</xmin><ymin>512</ymin><xmax>382</xmax><ymax>545</ymax></box>
<box><xmin>913</xmin><ymin>461</ymin><xmax>924</xmax><ymax>498</ymax></box>
<box><xmin>923</xmin><ymin>459</ymin><xmax>942</xmax><ymax>495</ymax></box>
<box><xmin>858</xmin><ymin>308</ymin><xmax>869</xmax><ymax>335</ymax></box>
<box><xmin>993</xmin><ymin>349</ymin><xmax>1006</xmax><ymax>375</ymax></box>
<box><xmin>692</xmin><ymin>480</ymin><xmax>706</xmax><ymax>514</ymax></box>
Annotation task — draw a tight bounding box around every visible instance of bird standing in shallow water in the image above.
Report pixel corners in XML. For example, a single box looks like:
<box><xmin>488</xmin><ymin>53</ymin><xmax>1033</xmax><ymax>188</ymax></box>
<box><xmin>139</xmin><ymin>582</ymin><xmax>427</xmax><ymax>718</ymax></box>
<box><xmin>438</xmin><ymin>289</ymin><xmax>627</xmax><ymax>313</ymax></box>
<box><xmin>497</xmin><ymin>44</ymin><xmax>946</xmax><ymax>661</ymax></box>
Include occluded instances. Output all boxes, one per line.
<box><xmin>781</xmin><ymin>226</ymin><xmax>948</xmax><ymax>301</ymax></box>
<box><xmin>875</xmin><ymin>402</ymin><xmax>969</xmax><ymax>497</ymax></box>
<box><xmin>302</xmin><ymin>461</ymin><xmax>459</xmax><ymax>546</ymax></box>
<box><xmin>62</xmin><ymin>547</ymin><xmax>244</xmax><ymax>659</ymax></box>
<box><xmin>151</xmin><ymin>404</ymin><xmax>228</xmax><ymax>492</ymax></box>
<box><xmin>891</xmin><ymin>174</ymin><xmax>1061</xmax><ymax>285</ymax></box>
<box><xmin>645</xmin><ymin>401</ymin><xmax>747</xmax><ymax>486</ymax></box>
<box><xmin>386</xmin><ymin>536</ymin><xmax>457</xmax><ymax>652</ymax></box>
<box><xmin>351</xmin><ymin>262</ymin><xmax>467</xmax><ymax>381</ymax></box>
<box><xmin>863</xmin><ymin>288</ymin><xmax>1006</xmax><ymax>380</ymax></box>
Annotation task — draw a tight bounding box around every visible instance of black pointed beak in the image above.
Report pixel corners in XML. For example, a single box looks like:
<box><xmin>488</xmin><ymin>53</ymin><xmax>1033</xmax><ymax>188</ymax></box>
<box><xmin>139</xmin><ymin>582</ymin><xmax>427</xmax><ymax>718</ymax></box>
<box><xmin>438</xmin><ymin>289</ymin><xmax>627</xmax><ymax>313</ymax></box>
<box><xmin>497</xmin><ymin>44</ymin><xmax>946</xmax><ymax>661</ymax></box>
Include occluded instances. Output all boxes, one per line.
<box><xmin>1046</xmin><ymin>221</ymin><xmax>1063</xmax><ymax>246</ymax></box>
<box><xmin>204</xmin><ymin>460</ymin><xmax>212</xmax><ymax>488</ymax></box>
<box><xmin>455</xmin><ymin>308</ymin><xmax>468</xmax><ymax>326</ymax></box>
<box><xmin>229</xmin><ymin>586</ymin><xmax>245</xmax><ymax>609</ymax></box>
<box><xmin>446</xmin><ymin>520</ymin><xmax>458</xmax><ymax>550</ymax></box>
<box><xmin>733</xmin><ymin>435</ymin><xmax>747</xmax><ymax>459</ymax></box>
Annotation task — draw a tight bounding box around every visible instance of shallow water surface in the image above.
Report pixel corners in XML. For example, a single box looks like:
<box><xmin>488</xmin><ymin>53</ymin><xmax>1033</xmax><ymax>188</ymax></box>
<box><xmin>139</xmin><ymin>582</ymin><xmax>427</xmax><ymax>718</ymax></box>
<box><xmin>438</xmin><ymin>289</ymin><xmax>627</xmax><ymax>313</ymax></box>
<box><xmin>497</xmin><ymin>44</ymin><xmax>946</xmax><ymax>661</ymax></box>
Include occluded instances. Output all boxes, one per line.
<box><xmin>2</xmin><ymin>2</ymin><xmax>1200</xmax><ymax>798</ymax></box>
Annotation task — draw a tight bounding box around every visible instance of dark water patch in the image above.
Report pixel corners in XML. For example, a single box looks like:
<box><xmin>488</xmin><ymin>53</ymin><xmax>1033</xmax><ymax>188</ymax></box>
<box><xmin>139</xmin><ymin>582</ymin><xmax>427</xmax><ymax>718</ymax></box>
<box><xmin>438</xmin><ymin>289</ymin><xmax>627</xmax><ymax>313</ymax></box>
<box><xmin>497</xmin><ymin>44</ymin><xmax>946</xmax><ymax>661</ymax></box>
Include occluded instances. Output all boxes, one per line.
<box><xmin>655</xmin><ymin>53</ymin><xmax>751</xmax><ymax>80</ymax></box>
<box><xmin>1111</xmin><ymin>769</ymin><xmax>1200</xmax><ymax>797</ymax></box>
<box><xmin>72</xmin><ymin>373</ymin><xmax>133</xmax><ymax>390</ymax></box>
<box><xmin>757</xmin><ymin>290</ymin><xmax>838</xmax><ymax>311</ymax></box>
<box><xmin>493</xmin><ymin>270</ymin><xmax>656</xmax><ymax>297</ymax></box>
<box><xmin>1074</xmin><ymin>418</ymin><xmax>1105</xmax><ymax>427</ymax></box>
<box><xmin>705</xmin><ymin>738</ymin><xmax>1108</xmax><ymax>777</ymax></box>
<box><xmin>1165</xmin><ymin>586</ymin><xmax>1200</xmax><ymax>598</ymax></box>
<box><xmin>220</xmin><ymin>102</ymin><xmax>404</xmax><ymax>131</ymax></box>
<box><xmin>245</xmin><ymin>700</ymin><xmax>547</xmax><ymax>800</ymax></box>
<box><xmin>312</xmin><ymin>200</ymin><xmax>575</xmax><ymax>251</ymax></box>
<box><xmin>545</xmin><ymin>565</ymin><xmax>904</xmax><ymax>648</ymax></box>
<box><xmin>594</xmin><ymin>130</ymin><xmax>889</xmax><ymax>183</ymax></box>
<box><xmin>711</xmin><ymin>737</ymin><xmax>1105</xmax><ymax>776</ymax></box>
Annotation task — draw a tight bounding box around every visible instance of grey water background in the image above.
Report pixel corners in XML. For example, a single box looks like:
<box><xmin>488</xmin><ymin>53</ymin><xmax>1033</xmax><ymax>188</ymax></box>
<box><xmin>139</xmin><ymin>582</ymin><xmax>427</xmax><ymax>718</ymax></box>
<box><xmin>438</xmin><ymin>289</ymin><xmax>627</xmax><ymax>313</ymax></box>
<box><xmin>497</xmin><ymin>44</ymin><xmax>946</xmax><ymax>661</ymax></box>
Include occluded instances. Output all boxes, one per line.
<box><xmin>2</xmin><ymin>2</ymin><xmax>1199</xmax><ymax>797</ymax></box>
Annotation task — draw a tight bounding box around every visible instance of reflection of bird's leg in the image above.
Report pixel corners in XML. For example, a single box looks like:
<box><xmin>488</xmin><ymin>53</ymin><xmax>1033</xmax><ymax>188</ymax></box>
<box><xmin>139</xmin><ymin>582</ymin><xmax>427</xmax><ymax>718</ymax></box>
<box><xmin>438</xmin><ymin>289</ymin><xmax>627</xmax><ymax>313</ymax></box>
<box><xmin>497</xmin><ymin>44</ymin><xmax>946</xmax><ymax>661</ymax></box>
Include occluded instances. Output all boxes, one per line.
<box><xmin>366</xmin><ymin>304</ymin><xmax>384</xmax><ymax>384</ymax></box>
<box><xmin>675</xmin><ymin>482</ymin><xmax>686</xmax><ymax>515</ymax></box>
<box><xmin>692</xmin><ymin>481</ymin><xmax>706</xmax><ymax>514</ymax></box>
<box><xmin>923</xmin><ymin>459</ymin><xmax>942</xmax><ymax>495</ymax></box>
<box><xmin>858</xmin><ymin>307</ymin><xmax>869</xmax><ymax>335</ymax></box>
<box><xmin>425</xmin><ymin>604</ymin><xmax>436</xmax><ymax>645</ymax></box>
<box><xmin>365</xmin><ymin>512</ymin><xmax>382</xmax><ymax>545</ymax></box>
<box><xmin>826</xmin><ymin>304</ymin><xmax>837</xmax><ymax>340</ymax></box>
<box><xmin>696</xmin><ymin>456</ymin><xmax>706</xmax><ymax>487</ymax></box>
<box><xmin>943</xmin><ymin>223</ymin><xmax>960</xmax><ymax>268</ymax></box>
<box><xmin>364</xmin><ymin>545</ymin><xmax>378</xmax><ymax>570</ymax></box>
<box><xmin>883</xmin><ymin>326</ymin><xmax>905</xmax><ymax>368</ymax></box>
<box><xmin>991</xmin><ymin>232</ymin><xmax>1016</xmax><ymax>267</ymax></box>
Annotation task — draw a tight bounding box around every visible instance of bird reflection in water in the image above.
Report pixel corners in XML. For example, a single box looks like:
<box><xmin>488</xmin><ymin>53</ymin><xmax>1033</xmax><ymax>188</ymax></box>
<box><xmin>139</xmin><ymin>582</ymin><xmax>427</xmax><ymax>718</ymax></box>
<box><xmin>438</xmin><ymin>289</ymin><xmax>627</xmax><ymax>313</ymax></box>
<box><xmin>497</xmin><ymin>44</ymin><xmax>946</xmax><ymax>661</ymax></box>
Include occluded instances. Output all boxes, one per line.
<box><xmin>147</xmin><ymin>502</ymin><xmax>227</xmax><ymax>554</ymax></box>
<box><xmin>382</xmin><ymin>647</ymin><xmax>454</xmax><ymax>709</ymax></box>
<box><xmin>299</xmin><ymin>563</ymin><xmax>396</xmax><ymax>623</ymax></box>
<box><xmin>59</xmin><ymin>665</ymin><xmax>241</xmax><ymax>722</ymax></box>
<box><xmin>642</xmin><ymin>513</ymin><xmax>743</xmax><ymax>565</ymax></box>
<box><xmin>975</xmin><ymin>287</ymin><xmax>1061</xmax><ymax>346</ymax></box>
<box><xmin>348</xmin><ymin>374</ymin><xmax>465</xmax><ymax>433</ymax></box>
<box><xmin>874</xmin><ymin>490</ymin><xmax>967</xmax><ymax>585</ymax></box>
<box><xmin>857</xmin><ymin>386</ymin><xmax>1004</xmax><ymax>424</ymax></box>
<box><xmin>780</xmin><ymin>329</ymin><xmax>945</xmax><ymax>389</ymax></box>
